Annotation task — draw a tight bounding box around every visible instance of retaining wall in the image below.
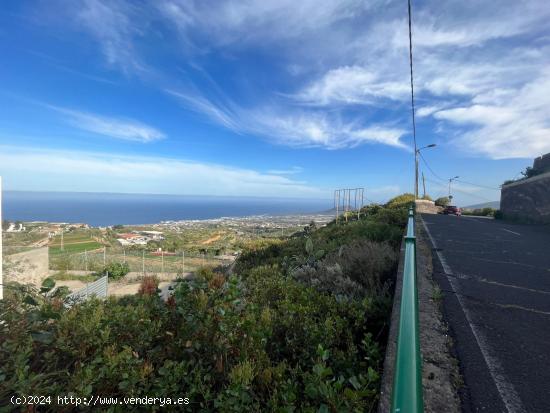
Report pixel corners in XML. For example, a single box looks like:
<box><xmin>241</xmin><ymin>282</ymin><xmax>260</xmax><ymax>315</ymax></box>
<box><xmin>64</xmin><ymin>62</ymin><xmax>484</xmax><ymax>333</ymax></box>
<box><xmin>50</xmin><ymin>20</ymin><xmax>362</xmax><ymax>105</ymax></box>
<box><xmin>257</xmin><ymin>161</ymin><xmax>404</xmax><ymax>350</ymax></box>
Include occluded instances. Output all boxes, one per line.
<box><xmin>500</xmin><ymin>171</ymin><xmax>550</xmax><ymax>224</ymax></box>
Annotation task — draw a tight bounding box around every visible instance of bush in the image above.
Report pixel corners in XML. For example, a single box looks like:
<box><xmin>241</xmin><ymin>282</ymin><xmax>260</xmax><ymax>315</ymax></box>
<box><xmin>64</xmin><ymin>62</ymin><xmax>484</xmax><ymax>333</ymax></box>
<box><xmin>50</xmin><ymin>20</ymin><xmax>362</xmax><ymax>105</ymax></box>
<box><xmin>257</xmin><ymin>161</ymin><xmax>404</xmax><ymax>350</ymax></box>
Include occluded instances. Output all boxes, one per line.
<box><xmin>94</xmin><ymin>262</ymin><xmax>130</xmax><ymax>280</ymax></box>
<box><xmin>435</xmin><ymin>196</ymin><xmax>450</xmax><ymax>207</ymax></box>
<box><xmin>386</xmin><ymin>193</ymin><xmax>415</xmax><ymax>209</ymax></box>
<box><xmin>138</xmin><ymin>275</ymin><xmax>159</xmax><ymax>296</ymax></box>
<box><xmin>1</xmin><ymin>202</ymin><xmax>407</xmax><ymax>411</ymax></box>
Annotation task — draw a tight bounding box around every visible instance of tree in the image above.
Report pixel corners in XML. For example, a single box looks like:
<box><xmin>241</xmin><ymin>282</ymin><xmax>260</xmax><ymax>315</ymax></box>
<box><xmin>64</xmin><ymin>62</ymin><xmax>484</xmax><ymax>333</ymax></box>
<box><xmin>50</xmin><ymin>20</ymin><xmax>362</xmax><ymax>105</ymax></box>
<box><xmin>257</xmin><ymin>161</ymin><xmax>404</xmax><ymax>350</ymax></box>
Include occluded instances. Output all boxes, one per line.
<box><xmin>434</xmin><ymin>197</ymin><xmax>450</xmax><ymax>207</ymax></box>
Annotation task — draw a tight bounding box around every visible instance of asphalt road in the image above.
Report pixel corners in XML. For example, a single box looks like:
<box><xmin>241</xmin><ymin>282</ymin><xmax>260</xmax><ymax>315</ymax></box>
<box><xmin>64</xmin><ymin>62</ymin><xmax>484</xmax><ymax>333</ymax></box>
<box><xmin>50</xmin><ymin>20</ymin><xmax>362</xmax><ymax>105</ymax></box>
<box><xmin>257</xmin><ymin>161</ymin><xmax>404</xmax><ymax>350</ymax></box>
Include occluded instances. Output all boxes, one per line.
<box><xmin>421</xmin><ymin>214</ymin><xmax>550</xmax><ymax>413</ymax></box>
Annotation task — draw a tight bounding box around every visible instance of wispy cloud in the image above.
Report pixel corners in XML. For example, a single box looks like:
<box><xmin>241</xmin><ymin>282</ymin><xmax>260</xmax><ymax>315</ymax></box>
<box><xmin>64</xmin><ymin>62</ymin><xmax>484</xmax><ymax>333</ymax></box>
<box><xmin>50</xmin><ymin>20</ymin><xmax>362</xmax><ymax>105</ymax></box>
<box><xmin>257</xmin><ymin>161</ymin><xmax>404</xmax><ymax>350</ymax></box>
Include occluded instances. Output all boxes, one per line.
<box><xmin>168</xmin><ymin>89</ymin><xmax>408</xmax><ymax>150</ymax></box>
<box><xmin>434</xmin><ymin>70</ymin><xmax>550</xmax><ymax>159</ymax></box>
<box><xmin>267</xmin><ymin>166</ymin><xmax>304</xmax><ymax>175</ymax></box>
<box><xmin>0</xmin><ymin>146</ymin><xmax>324</xmax><ymax>197</ymax></box>
<box><xmin>50</xmin><ymin>106</ymin><xmax>165</xmax><ymax>143</ymax></box>
<box><xmin>75</xmin><ymin>0</ymin><xmax>147</xmax><ymax>73</ymax></box>
<box><xmin>295</xmin><ymin>66</ymin><xmax>409</xmax><ymax>106</ymax></box>
<box><xmin>40</xmin><ymin>0</ymin><xmax>550</xmax><ymax>159</ymax></box>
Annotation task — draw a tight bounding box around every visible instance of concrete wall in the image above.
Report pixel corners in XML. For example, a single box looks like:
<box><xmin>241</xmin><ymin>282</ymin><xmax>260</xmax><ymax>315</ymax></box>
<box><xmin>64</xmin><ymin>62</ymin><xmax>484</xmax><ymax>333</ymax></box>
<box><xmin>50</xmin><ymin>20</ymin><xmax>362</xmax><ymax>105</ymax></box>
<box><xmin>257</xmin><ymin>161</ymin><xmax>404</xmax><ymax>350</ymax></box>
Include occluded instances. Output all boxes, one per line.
<box><xmin>500</xmin><ymin>171</ymin><xmax>550</xmax><ymax>223</ymax></box>
<box><xmin>415</xmin><ymin>199</ymin><xmax>442</xmax><ymax>214</ymax></box>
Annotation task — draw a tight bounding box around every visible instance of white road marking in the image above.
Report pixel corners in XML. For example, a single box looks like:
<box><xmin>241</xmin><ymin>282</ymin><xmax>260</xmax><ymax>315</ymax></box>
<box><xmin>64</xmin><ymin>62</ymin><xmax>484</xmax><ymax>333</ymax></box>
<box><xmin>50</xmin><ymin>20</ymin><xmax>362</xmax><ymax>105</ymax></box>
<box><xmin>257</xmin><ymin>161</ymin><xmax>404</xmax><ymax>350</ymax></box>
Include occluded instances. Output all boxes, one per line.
<box><xmin>422</xmin><ymin>219</ymin><xmax>526</xmax><ymax>413</ymax></box>
<box><xmin>501</xmin><ymin>228</ymin><xmax>521</xmax><ymax>236</ymax></box>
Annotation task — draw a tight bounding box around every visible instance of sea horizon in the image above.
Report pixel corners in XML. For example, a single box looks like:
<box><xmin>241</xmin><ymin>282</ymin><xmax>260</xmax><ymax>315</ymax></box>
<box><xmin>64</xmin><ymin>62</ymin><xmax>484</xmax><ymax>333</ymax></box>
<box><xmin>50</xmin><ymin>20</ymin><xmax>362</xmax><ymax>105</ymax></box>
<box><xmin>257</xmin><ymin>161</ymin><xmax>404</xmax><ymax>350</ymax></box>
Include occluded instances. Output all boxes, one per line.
<box><xmin>2</xmin><ymin>190</ymin><xmax>333</xmax><ymax>227</ymax></box>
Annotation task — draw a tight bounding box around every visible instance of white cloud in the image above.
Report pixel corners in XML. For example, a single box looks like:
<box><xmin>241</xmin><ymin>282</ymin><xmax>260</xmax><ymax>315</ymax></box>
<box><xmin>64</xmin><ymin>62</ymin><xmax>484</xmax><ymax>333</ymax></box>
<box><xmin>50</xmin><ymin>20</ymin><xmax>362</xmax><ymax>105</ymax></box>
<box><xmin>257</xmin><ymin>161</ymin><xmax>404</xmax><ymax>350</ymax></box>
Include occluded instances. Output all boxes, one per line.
<box><xmin>296</xmin><ymin>66</ymin><xmax>409</xmax><ymax>106</ymax></box>
<box><xmin>0</xmin><ymin>146</ymin><xmax>324</xmax><ymax>197</ymax></box>
<box><xmin>434</xmin><ymin>71</ymin><xmax>550</xmax><ymax>159</ymax></box>
<box><xmin>45</xmin><ymin>0</ymin><xmax>550</xmax><ymax>159</ymax></box>
<box><xmin>50</xmin><ymin>106</ymin><xmax>165</xmax><ymax>143</ymax></box>
<box><xmin>76</xmin><ymin>0</ymin><xmax>146</xmax><ymax>73</ymax></box>
<box><xmin>267</xmin><ymin>166</ymin><xmax>304</xmax><ymax>175</ymax></box>
<box><xmin>158</xmin><ymin>0</ymin><xmax>370</xmax><ymax>47</ymax></box>
<box><xmin>168</xmin><ymin>89</ymin><xmax>409</xmax><ymax>150</ymax></box>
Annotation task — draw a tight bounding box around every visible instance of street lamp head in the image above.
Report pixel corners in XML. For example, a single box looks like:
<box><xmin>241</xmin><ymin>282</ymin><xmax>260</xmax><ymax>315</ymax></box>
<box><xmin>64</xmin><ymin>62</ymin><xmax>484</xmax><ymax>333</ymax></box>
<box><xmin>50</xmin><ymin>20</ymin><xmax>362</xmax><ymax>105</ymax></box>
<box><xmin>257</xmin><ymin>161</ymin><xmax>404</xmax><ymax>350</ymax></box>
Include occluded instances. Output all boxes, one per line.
<box><xmin>416</xmin><ymin>143</ymin><xmax>437</xmax><ymax>153</ymax></box>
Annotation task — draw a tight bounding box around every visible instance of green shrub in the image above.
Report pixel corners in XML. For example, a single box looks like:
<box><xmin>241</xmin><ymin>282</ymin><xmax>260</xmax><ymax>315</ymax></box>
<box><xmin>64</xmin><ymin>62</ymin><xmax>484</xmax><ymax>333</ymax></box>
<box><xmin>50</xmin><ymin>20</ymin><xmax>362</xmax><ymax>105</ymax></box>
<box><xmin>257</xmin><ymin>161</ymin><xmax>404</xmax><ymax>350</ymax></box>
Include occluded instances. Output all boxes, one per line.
<box><xmin>93</xmin><ymin>262</ymin><xmax>130</xmax><ymax>280</ymax></box>
<box><xmin>434</xmin><ymin>196</ymin><xmax>450</xmax><ymax>207</ymax></box>
<box><xmin>1</xmin><ymin>202</ymin><xmax>408</xmax><ymax>411</ymax></box>
<box><xmin>386</xmin><ymin>193</ymin><xmax>415</xmax><ymax>209</ymax></box>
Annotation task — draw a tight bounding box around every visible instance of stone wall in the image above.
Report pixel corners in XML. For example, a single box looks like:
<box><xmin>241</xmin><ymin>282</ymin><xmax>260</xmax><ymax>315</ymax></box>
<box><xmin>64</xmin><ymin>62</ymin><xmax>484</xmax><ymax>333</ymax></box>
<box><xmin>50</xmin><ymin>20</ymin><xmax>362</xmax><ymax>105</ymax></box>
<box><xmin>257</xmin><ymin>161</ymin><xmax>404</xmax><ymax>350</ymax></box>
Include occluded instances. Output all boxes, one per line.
<box><xmin>533</xmin><ymin>153</ymin><xmax>550</xmax><ymax>173</ymax></box>
<box><xmin>500</xmin><ymin>171</ymin><xmax>550</xmax><ymax>223</ymax></box>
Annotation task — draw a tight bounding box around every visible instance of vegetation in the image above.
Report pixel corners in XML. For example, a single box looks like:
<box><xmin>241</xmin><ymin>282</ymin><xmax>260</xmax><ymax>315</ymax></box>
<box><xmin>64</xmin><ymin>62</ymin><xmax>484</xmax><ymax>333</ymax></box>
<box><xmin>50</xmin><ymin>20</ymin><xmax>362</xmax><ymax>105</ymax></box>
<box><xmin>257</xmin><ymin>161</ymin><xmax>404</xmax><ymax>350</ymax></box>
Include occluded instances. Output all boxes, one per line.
<box><xmin>51</xmin><ymin>271</ymin><xmax>99</xmax><ymax>283</ymax></box>
<box><xmin>49</xmin><ymin>231</ymin><xmax>103</xmax><ymax>256</ymax></box>
<box><xmin>1</xmin><ymin>201</ymin><xmax>410</xmax><ymax>411</ymax></box>
<box><xmin>93</xmin><ymin>262</ymin><xmax>131</xmax><ymax>280</ymax></box>
<box><xmin>434</xmin><ymin>196</ymin><xmax>450</xmax><ymax>207</ymax></box>
<box><xmin>385</xmin><ymin>193</ymin><xmax>415</xmax><ymax>209</ymax></box>
<box><xmin>462</xmin><ymin>207</ymin><xmax>497</xmax><ymax>217</ymax></box>
<box><xmin>503</xmin><ymin>165</ymin><xmax>545</xmax><ymax>185</ymax></box>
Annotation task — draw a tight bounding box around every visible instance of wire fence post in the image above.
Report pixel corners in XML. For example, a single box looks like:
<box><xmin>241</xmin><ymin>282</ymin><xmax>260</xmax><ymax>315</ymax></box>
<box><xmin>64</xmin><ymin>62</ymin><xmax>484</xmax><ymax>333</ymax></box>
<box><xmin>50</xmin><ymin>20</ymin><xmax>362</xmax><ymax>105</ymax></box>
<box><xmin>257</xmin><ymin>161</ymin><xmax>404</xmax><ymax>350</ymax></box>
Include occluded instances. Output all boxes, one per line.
<box><xmin>85</xmin><ymin>249</ymin><xmax>88</xmax><ymax>272</ymax></box>
<box><xmin>142</xmin><ymin>250</ymin><xmax>145</xmax><ymax>275</ymax></box>
<box><xmin>161</xmin><ymin>250</ymin><xmax>164</xmax><ymax>274</ymax></box>
<box><xmin>182</xmin><ymin>250</ymin><xmax>185</xmax><ymax>274</ymax></box>
<box><xmin>103</xmin><ymin>246</ymin><xmax>106</xmax><ymax>266</ymax></box>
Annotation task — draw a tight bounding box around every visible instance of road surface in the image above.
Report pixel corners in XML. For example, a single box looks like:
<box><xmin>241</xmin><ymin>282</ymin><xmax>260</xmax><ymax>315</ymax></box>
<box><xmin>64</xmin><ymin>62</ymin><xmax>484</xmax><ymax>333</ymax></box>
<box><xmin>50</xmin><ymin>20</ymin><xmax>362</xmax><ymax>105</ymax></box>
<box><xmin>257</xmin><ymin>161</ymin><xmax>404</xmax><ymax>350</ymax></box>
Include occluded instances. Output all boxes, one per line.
<box><xmin>421</xmin><ymin>214</ymin><xmax>550</xmax><ymax>413</ymax></box>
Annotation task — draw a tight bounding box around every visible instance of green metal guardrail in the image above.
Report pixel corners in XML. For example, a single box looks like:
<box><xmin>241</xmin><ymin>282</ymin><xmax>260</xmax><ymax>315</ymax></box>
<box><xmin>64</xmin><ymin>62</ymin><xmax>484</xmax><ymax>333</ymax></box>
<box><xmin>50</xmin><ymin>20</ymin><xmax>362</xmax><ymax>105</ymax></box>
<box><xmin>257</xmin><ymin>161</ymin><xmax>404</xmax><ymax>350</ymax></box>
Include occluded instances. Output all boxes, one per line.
<box><xmin>390</xmin><ymin>207</ymin><xmax>423</xmax><ymax>412</ymax></box>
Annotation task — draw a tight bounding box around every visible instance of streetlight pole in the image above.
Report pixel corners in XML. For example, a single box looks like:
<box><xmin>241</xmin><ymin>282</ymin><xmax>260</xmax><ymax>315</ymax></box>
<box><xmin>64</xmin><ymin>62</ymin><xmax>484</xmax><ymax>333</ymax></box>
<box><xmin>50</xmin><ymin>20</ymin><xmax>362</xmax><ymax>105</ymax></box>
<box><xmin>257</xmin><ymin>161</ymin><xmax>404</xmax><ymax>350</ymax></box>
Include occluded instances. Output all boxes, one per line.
<box><xmin>415</xmin><ymin>144</ymin><xmax>437</xmax><ymax>199</ymax></box>
<box><xmin>448</xmin><ymin>176</ymin><xmax>459</xmax><ymax>199</ymax></box>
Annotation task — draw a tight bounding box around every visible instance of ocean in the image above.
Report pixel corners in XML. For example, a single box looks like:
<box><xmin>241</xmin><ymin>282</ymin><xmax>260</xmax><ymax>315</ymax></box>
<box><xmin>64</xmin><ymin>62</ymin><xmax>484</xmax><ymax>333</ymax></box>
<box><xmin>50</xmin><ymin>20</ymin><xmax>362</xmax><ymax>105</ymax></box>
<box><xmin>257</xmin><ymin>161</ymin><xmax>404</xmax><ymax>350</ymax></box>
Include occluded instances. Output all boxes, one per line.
<box><xmin>2</xmin><ymin>191</ymin><xmax>332</xmax><ymax>227</ymax></box>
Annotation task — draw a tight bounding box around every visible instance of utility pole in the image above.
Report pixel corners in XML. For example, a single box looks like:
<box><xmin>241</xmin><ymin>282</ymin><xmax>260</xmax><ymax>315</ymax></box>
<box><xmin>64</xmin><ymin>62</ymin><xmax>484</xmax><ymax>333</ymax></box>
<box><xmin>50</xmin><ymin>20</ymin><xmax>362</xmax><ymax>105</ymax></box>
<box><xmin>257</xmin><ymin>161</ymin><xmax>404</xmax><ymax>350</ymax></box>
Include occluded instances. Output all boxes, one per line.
<box><xmin>422</xmin><ymin>172</ymin><xmax>426</xmax><ymax>199</ymax></box>
<box><xmin>0</xmin><ymin>176</ymin><xmax>3</xmax><ymax>300</ymax></box>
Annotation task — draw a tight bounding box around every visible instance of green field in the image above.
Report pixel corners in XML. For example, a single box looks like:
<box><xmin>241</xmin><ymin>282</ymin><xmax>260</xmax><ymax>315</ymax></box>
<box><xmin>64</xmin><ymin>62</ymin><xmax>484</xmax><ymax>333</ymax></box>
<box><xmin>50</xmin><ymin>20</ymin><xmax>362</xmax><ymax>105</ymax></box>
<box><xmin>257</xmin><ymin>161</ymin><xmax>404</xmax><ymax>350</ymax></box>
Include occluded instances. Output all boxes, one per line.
<box><xmin>49</xmin><ymin>231</ymin><xmax>103</xmax><ymax>256</ymax></box>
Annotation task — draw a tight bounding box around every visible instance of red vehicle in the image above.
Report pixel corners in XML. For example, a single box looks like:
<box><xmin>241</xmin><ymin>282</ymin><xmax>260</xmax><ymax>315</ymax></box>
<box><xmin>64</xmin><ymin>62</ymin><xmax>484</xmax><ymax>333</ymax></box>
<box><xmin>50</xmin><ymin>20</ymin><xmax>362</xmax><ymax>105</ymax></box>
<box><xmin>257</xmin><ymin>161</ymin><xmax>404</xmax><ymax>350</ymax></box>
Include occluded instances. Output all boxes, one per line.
<box><xmin>443</xmin><ymin>205</ymin><xmax>462</xmax><ymax>216</ymax></box>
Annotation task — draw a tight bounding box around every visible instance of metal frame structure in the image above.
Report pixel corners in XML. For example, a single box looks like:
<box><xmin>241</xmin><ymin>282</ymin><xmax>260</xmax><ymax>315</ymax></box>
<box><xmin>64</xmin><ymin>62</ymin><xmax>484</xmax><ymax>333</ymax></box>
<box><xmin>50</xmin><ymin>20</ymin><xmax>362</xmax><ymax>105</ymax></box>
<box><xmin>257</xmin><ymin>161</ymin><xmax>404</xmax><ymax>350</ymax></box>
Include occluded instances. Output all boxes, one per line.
<box><xmin>333</xmin><ymin>188</ymin><xmax>365</xmax><ymax>223</ymax></box>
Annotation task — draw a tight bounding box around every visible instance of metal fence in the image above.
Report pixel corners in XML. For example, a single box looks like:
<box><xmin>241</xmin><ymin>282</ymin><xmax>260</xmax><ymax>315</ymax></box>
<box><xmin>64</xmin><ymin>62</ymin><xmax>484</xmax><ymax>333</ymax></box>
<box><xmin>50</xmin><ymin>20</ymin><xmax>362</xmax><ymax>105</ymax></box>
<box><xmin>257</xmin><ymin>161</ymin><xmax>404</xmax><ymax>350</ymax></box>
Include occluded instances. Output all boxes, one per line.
<box><xmin>65</xmin><ymin>275</ymin><xmax>108</xmax><ymax>307</ymax></box>
<box><xmin>391</xmin><ymin>207</ymin><xmax>423</xmax><ymax>412</ymax></box>
<box><xmin>49</xmin><ymin>247</ymin><xmax>233</xmax><ymax>274</ymax></box>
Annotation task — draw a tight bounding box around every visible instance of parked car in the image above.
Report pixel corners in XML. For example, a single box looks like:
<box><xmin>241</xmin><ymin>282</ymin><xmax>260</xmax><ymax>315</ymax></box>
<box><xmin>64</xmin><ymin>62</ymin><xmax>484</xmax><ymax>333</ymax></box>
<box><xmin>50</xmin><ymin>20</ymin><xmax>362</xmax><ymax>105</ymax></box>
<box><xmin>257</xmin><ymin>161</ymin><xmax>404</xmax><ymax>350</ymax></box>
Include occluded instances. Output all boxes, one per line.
<box><xmin>443</xmin><ymin>205</ymin><xmax>462</xmax><ymax>216</ymax></box>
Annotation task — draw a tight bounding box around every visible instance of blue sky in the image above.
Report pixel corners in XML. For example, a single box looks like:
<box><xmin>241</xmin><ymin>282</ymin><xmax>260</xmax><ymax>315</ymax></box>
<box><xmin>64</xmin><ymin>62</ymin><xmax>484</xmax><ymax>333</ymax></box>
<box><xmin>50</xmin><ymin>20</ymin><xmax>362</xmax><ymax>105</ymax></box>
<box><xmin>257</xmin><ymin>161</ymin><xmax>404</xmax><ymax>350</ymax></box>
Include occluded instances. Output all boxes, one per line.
<box><xmin>1</xmin><ymin>0</ymin><xmax>549</xmax><ymax>205</ymax></box>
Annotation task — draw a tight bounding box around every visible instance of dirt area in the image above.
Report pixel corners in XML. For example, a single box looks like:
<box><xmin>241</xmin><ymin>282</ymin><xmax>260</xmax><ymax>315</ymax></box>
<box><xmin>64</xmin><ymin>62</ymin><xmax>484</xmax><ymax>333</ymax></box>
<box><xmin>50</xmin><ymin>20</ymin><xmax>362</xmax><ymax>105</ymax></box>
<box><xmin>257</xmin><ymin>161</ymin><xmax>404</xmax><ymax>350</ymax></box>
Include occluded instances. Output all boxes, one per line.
<box><xmin>201</xmin><ymin>233</ymin><xmax>222</xmax><ymax>245</ymax></box>
<box><xmin>416</xmin><ymin>218</ymin><xmax>462</xmax><ymax>412</ymax></box>
<box><xmin>55</xmin><ymin>273</ymin><xmax>192</xmax><ymax>298</ymax></box>
<box><xmin>4</xmin><ymin>247</ymin><xmax>49</xmax><ymax>286</ymax></box>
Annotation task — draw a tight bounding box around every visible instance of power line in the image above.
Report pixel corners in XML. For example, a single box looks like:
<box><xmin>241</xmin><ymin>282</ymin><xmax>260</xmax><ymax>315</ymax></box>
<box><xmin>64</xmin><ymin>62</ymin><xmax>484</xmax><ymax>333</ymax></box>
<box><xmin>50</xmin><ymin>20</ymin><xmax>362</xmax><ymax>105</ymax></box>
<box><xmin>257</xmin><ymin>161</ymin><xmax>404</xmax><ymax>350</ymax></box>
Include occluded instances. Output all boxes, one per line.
<box><xmin>419</xmin><ymin>152</ymin><xmax>446</xmax><ymax>182</ymax></box>
<box><xmin>420</xmin><ymin>152</ymin><xmax>500</xmax><ymax>191</ymax></box>
<box><xmin>424</xmin><ymin>178</ymin><xmax>495</xmax><ymax>202</ymax></box>
<box><xmin>455</xmin><ymin>179</ymin><xmax>500</xmax><ymax>191</ymax></box>
<box><xmin>407</xmin><ymin>0</ymin><xmax>418</xmax><ymax>196</ymax></box>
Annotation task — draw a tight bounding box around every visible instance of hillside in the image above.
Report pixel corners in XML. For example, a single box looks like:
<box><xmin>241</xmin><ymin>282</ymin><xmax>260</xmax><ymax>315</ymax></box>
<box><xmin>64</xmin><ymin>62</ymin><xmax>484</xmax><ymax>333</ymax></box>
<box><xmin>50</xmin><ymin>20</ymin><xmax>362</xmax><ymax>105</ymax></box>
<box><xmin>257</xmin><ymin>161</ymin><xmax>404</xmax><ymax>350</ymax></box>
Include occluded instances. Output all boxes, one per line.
<box><xmin>1</xmin><ymin>201</ymin><xmax>410</xmax><ymax>411</ymax></box>
<box><xmin>463</xmin><ymin>201</ymin><xmax>500</xmax><ymax>209</ymax></box>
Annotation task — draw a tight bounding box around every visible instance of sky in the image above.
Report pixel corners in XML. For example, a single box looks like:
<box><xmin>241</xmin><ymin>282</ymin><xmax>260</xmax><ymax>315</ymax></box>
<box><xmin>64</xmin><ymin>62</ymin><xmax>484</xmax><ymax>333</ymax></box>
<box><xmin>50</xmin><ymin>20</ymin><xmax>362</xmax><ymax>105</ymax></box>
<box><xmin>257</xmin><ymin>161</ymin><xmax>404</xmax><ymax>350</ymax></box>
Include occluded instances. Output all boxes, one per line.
<box><xmin>0</xmin><ymin>0</ymin><xmax>549</xmax><ymax>206</ymax></box>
